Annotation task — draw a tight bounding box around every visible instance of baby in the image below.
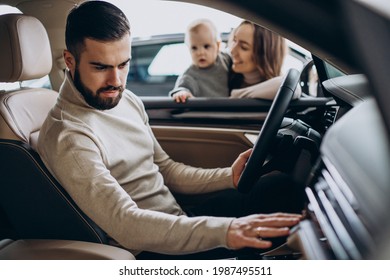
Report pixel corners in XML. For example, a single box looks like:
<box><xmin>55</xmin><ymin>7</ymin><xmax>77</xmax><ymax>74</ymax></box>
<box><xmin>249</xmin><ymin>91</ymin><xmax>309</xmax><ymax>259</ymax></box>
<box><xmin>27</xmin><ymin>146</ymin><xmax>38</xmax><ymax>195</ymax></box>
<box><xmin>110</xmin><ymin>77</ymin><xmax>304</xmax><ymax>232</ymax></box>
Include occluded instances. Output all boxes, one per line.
<box><xmin>169</xmin><ymin>19</ymin><xmax>231</xmax><ymax>103</ymax></box>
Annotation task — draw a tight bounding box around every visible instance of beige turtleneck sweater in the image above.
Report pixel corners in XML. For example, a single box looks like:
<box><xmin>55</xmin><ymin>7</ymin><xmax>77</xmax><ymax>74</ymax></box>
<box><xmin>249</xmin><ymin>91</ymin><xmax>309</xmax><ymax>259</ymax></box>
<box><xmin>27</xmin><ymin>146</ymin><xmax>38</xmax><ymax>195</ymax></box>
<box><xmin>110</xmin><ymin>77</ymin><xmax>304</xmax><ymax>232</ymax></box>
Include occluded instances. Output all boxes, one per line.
<box><xmin>37</xmin><ymin>70</ymin><xmax>235</xmax><ymax>255</ymax></box>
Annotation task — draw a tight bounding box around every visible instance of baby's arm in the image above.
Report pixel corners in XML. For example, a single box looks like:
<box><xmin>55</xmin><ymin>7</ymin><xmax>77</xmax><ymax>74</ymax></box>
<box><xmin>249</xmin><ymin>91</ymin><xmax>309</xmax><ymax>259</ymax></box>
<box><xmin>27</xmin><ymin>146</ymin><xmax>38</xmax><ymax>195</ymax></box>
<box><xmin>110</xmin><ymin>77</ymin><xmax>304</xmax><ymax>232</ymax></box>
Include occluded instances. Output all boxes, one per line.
<box><xmin>169</xmin><ymin>73</ymin><xmax>199</xmax><ymax>103</ymax></box>
<box><xmin>172</xmin><ymin>90</ymin><xmax>194</xmax><ymax>103</ymax></box>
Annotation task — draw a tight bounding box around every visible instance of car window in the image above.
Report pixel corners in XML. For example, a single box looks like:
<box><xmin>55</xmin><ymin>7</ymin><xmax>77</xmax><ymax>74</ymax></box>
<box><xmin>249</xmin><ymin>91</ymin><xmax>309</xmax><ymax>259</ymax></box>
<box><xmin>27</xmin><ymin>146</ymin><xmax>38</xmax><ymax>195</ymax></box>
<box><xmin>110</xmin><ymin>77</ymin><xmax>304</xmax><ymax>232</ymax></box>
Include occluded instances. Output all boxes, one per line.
<box><xmin>324</xmin><ymin>62</ymin><xmax>345</xmax><ymax>79</ymax></box>
<box><xmin>127</xmin><ymin>40</ymin><xmax>183</xmax><ymax>96</ymax></box>
<box><xmin>127</xmin><ymin>33</ymin><xmax>230</xmax><ymax>96</ymax></box>
<box><xmin>148</xmin><ymin>43</ymin><xmax>191</xmax><ymax>76</ymax></box>
<box><xmin>0</xmin><ymin>5</ymin><xmax>52</xmax><ymax>91</ymax></box>
<box><xmin>0</xmin><ymin>4</ymin><xmax>20</xmax><ymax>14</ymax></box>
<box><xmin>115</xmin><ymin>0</ymin><xmax>319</xmax><ymax>98</ymax></box>
<box><xmin>128</xmin><ymin>37</ymin><xmax>316</xmax><ymax>97</ymax></box>
<box><xmin>0</xmin><ymin>77</ymin><xmax>52</xmax><ymax>92</ymax></box>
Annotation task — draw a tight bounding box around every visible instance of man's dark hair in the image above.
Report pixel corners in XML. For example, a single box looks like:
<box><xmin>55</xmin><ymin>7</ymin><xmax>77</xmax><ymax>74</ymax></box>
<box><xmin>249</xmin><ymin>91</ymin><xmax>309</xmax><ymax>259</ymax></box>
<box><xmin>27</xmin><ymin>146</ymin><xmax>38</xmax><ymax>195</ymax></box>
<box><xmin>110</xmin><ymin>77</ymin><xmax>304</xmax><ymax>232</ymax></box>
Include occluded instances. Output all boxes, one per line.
<box><xmin>65</xmin><ymin>1</ymin><xmax>130</xmax><ymax>62</ymax></box>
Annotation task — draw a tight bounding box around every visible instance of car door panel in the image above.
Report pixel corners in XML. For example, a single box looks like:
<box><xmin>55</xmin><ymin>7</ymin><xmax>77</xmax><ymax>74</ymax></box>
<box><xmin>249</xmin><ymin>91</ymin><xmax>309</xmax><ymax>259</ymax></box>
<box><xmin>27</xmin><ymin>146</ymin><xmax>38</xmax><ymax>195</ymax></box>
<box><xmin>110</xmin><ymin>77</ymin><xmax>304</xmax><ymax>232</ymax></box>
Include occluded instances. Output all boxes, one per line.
<box><xmin>152</xmin><ymin>125</ymin><xmax>257</xmax><ymax>168</ymax></box>
<box><xmin>144</xmin><ymin>97</ymin><xmax>332</xmax><ymax>168</ymax></box>
<box><xmin>143</xmin><ymin>97</ymin><xmax>332</xmax><ymax>126</ymax></box>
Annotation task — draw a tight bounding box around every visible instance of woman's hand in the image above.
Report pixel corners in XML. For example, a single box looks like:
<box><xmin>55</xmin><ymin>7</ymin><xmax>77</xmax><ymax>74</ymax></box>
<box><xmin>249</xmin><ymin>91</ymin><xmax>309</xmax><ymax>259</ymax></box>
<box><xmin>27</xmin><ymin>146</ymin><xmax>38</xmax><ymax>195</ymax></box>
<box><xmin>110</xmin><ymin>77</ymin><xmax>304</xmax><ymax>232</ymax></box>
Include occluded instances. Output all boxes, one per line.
<box><xmin>231</xmin><ymin>149</ymin><xmax>252</xmax><ymax>187</ymax></box>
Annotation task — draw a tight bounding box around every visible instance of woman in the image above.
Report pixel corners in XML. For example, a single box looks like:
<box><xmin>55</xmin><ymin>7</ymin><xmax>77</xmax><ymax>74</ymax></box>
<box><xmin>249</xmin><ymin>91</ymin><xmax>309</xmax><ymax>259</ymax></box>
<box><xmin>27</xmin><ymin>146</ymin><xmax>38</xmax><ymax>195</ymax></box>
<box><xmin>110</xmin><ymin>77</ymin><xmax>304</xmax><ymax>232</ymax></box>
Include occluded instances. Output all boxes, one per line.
<box><xmin>229</xmin><ymin>20</ymin><xmax>301</xmax><ymax>99</ymax></box>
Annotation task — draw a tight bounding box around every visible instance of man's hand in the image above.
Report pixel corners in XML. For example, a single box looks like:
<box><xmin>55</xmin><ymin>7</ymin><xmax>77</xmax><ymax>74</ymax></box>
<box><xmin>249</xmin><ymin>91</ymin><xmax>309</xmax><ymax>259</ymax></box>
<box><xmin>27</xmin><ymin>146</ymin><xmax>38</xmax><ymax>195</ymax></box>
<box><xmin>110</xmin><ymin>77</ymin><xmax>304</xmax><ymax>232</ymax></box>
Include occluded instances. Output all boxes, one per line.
<box><xmin>231</xmin><ymin>149</ymin><xmax>252</xmax><ymax>187</ymax></box>
<box><xmin>172</xmin><ymin>90</ymin><xmax>194</xmax><ymax>103</ymax></box>
<box><xmin>226</xmin><ymin>213</ymin><xmax>301</xmax><ymax>249</ymax></box>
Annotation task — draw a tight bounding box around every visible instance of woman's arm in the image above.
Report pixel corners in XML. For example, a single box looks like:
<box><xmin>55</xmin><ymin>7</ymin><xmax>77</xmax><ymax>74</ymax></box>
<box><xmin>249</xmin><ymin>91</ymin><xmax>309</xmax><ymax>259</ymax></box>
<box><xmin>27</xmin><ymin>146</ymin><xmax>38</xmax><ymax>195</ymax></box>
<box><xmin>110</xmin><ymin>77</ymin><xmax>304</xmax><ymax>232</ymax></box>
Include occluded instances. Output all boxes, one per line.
<box><xmin>230</xmin><ymin>76</ymin><xmax>302</xmax><ymax>100</ymax></box>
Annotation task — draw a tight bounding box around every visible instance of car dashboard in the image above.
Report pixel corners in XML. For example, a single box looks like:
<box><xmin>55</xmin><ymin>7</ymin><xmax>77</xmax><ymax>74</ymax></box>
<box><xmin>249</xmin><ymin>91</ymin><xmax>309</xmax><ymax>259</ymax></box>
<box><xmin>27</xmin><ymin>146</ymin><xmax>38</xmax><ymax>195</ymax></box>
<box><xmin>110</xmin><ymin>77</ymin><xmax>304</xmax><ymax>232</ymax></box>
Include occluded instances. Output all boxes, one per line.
<box><xmin>288</xmin><ymin>79</ymin><xmax>390</xmax><ymax>259</ymax></box>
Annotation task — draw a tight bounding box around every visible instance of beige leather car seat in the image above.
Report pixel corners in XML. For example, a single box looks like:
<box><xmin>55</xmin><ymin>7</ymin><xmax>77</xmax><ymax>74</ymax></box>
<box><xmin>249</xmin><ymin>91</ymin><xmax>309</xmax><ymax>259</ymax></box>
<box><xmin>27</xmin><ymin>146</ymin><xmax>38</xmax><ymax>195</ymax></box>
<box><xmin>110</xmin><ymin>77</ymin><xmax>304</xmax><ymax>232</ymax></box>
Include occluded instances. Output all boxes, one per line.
<box><xmin>0</xmin><ymin>13</ymin><xmax>114</xmax><ymax>252</ymax></box>
<box><xmin>0</xmin><ymin>238</ymin><xmax>135</xmax><ymax>260</ymax></box>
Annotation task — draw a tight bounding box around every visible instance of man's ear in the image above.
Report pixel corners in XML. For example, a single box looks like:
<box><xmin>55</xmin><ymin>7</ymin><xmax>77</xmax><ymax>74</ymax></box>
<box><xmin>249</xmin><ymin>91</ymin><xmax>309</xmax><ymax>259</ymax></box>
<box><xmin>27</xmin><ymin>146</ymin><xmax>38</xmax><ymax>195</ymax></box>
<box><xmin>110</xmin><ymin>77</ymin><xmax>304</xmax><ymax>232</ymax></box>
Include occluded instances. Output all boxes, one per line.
<box><xmin>63</xmin><ymin>50</ymin><xmax>76</xmax><ymax>71</ymax></box>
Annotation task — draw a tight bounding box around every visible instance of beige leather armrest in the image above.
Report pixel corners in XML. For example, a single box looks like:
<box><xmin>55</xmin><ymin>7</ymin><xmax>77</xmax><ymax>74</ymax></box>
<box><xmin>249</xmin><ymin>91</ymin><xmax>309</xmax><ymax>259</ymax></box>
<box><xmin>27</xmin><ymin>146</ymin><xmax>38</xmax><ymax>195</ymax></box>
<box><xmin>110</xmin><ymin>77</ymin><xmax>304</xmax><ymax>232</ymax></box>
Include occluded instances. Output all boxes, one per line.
<box><xmin>0</xmin><ymin>239</ymin><xmax>135</xmax><ymax>260</ymax></box>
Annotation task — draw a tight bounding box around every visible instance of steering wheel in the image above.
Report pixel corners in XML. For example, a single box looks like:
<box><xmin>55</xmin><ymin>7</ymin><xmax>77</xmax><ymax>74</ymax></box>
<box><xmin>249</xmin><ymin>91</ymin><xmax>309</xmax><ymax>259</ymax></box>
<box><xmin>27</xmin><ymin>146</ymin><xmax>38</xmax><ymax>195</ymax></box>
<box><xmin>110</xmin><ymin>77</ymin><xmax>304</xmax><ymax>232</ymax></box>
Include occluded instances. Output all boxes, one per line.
<box><xmin>237</xmin><ymin>68</ymin><xmax>301</xmax><ymax>193</ymax></box>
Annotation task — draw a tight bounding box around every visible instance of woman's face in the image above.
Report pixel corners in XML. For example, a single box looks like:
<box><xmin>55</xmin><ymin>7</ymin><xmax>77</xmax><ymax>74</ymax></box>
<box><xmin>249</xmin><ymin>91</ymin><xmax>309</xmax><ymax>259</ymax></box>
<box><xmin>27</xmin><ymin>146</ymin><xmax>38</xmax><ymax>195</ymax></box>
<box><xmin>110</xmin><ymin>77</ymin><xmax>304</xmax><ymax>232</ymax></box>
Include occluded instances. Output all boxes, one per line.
<box><xmin>230</xmin><ymin>23</ymin><xmax>257</xmax><ymax>74</ymax></box>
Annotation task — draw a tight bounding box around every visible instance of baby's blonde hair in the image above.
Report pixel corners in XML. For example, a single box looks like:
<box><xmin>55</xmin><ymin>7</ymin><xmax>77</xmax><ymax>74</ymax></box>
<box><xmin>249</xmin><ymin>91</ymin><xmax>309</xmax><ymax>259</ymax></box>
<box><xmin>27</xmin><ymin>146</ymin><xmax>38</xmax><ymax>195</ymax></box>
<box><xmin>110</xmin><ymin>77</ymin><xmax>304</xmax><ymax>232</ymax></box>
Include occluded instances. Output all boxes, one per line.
<box><xmin>184</xmin><ymin>18</ymin><xmax>220</xmax><ymax>46</ymax></box>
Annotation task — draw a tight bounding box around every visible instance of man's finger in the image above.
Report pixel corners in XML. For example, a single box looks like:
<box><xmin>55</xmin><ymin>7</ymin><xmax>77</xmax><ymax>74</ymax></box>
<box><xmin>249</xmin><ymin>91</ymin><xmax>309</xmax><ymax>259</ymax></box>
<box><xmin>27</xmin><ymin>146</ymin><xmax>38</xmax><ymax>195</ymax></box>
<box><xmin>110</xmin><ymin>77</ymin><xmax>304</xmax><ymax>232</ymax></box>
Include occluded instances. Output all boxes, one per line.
<box><xmin>254</xmin><ymin>226</ymin><xmax>290</xmax><ymax>238</ymax></box>
<box><xmin>251</xmin><ymin>217</ymin><xmax>300</xmax><ymax>228</ymax></box>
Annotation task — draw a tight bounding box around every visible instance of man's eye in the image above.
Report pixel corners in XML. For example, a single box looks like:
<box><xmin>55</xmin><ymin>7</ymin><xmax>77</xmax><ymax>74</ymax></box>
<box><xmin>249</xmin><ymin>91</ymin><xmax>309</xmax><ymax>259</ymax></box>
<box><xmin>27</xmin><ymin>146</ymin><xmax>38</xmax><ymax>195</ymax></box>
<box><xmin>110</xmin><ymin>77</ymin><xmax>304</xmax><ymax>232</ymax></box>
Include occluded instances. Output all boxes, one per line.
<box><xmin>95</xmin><ymin>66</ymin><xmax>106</xmax><ymax>71</ymax></box>
<box><xmin>119</xmin><ymin>63</ymin><xmax>129</xmax><ymax>69</ymax></box>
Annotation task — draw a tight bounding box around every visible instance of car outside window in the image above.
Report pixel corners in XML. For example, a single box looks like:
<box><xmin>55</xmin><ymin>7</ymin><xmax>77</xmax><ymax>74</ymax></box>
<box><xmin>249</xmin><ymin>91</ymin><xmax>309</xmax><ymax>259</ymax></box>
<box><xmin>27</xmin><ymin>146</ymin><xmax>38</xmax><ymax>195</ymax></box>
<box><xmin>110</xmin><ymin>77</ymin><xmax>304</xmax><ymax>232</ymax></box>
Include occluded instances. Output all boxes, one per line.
<box><xmin>324</xmin><ymin>62</ymin><xmax>345</xmax><ymax>79</ymax></box>
<box><xmin>127</xmin><ymin>36</ymin><xmax>185</xmax><ymax>97</ymax></box>
<box><xmin>148</xmin><ymin>43</ymin><xmax>191</xmax><ymax>76</ymax></box>
<box><xmin>127</xmin><ymin>33</ymin><xmax>230</xmax><ymax>97</ymax></box>
<box><xmin>112</xmin><ymin>0</ymin><xmax>318</xmax><ymax>97</ymax></box>
<box><xmin>127</xmin><ymin>35</ymin><xmax>315</xmax><ymax>97</ymax></box>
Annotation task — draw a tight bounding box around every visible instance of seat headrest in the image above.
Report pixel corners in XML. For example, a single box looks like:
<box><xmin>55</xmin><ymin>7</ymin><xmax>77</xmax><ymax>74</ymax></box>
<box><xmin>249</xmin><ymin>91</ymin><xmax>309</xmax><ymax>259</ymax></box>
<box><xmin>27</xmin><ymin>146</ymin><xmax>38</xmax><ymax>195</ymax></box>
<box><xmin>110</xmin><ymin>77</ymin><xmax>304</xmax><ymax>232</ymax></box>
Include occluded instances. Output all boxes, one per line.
<box><xmin>0</xmin><ymin>14</ymin><xmax>52</xmax><ymax>82</ymax></box>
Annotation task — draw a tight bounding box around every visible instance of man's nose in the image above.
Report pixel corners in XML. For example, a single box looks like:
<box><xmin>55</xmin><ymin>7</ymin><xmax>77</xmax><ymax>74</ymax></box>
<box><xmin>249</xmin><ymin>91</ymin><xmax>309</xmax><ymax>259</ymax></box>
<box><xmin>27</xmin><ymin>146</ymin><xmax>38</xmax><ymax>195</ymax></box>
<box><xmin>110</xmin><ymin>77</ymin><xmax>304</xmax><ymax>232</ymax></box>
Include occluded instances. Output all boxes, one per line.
<box><xmin>108</xmin><ymin>68</ymin><xmax>121</xmax><ymax>86</ymax></box>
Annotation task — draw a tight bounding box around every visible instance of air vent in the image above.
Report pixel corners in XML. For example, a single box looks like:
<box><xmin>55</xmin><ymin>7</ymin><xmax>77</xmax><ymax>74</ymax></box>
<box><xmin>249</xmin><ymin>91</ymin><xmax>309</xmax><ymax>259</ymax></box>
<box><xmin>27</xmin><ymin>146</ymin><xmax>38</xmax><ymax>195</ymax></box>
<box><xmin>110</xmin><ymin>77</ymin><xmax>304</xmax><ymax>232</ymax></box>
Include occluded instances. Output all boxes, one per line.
<box><xmin>323</xmin><ymin>106</ymin><xmax>338</xmax><ymax>129</ymax></box>
<box><xmin>305</xmin><ymin>159</ymin><xmax>375</xmax><ymax>259</ymax></box>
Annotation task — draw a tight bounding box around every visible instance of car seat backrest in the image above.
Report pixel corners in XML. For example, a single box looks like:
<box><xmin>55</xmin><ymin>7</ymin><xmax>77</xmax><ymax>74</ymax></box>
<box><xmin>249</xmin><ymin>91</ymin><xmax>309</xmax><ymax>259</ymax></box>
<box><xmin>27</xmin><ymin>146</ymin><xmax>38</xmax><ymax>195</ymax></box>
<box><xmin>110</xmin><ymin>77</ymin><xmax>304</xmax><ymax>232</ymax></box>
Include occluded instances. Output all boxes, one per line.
<box><xmin>0</xmin><ymin>13</ymin><xmax>108</xmax><ymax>244</ymax></box>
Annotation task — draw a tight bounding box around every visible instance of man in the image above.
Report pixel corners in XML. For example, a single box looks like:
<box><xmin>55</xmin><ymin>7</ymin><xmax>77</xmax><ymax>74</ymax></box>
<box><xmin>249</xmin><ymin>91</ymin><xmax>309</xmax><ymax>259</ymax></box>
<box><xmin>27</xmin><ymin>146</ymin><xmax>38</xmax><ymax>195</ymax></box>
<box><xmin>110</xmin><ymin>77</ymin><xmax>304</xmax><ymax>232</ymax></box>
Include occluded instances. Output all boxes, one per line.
<box><xmin>38</xmin><ymin>1</ymin><xmax>302</xmax><ymax>259</ymax></box>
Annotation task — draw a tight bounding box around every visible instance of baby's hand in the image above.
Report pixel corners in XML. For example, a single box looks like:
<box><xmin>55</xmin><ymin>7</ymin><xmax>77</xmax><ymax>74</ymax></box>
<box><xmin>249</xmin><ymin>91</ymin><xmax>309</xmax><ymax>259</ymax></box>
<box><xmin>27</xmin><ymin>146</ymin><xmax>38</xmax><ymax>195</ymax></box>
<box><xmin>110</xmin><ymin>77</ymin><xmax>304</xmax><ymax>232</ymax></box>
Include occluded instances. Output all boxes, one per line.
<box><xmin>172</xmin><ymin>91</ymin><xmax>194</xmax><ymax>103</ymax></box>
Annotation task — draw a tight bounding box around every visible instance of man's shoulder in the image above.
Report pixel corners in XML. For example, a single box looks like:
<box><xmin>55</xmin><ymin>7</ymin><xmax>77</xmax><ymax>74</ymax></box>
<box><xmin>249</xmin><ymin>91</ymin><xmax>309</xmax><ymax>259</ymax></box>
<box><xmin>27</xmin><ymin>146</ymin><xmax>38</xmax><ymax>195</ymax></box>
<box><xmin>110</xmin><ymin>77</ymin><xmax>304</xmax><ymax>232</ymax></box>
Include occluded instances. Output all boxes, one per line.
<box><xmin>122</xmin><ymin>89</ymin><xmax>143</xmax><ymax>107</ymax></box>
<box><xmin>120</xmin><ymin>89</ymin><xmax>148</xmax><ymax>119</ymax></box>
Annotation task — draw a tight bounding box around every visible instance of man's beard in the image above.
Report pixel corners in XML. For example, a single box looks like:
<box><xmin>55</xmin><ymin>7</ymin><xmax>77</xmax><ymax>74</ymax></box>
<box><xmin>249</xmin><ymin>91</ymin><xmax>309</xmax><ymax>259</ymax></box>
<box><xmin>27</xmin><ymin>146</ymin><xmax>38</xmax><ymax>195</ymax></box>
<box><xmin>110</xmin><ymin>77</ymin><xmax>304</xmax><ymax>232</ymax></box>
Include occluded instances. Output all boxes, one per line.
<box><xmin>73</xmin><ymin>67</ymin><xmax>124</xmax><ymax>110</ymax></box>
